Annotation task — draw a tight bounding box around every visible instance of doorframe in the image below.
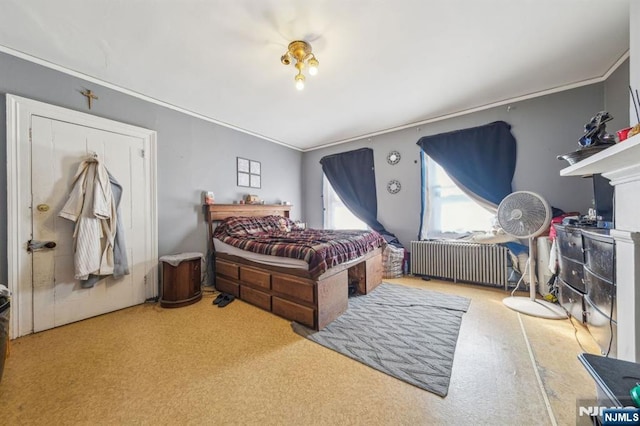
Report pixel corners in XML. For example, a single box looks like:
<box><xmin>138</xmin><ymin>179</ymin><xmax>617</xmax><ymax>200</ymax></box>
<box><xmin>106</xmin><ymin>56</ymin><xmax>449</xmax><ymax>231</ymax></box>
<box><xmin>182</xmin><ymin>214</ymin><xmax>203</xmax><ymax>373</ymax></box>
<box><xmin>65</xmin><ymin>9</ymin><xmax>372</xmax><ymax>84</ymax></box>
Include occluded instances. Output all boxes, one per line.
<box><xmin>6</xmin><ymin>94</ymin><xmax>158</xmax><ymax>339</ymax></box>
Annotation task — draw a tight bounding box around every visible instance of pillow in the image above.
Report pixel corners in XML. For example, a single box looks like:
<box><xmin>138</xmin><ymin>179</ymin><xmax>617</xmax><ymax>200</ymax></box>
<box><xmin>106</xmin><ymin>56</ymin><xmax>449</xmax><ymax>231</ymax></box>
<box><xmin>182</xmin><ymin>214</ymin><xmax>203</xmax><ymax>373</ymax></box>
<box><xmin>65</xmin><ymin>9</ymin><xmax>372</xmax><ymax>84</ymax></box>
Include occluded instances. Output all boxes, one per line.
<box><xmin>214</xmin><ymin>215</ymin><xmax>295</xmax><ymax>238</ymax></box>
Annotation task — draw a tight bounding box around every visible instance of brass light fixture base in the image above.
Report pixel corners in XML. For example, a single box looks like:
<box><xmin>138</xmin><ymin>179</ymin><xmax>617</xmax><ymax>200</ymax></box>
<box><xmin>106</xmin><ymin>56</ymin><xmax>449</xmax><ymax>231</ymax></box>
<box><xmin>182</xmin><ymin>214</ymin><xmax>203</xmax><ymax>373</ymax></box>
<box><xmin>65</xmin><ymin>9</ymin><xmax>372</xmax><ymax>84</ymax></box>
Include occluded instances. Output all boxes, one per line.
<box><xmin>281</xmin><ymin>40</ymin><xmax>319</xmax><ymax>89</ymax></box>
<box><xmin>283</xmin><ymin>41</ymin><xmax>312</xmax><ymax>64</ymax></box>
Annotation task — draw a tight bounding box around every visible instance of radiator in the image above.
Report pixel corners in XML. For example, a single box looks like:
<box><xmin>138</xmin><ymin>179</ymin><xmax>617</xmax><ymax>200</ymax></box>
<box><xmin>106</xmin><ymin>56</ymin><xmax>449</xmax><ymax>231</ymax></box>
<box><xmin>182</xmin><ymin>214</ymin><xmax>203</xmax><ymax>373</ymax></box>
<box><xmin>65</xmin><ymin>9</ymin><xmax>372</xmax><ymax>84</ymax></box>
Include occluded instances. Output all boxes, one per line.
<box><xmin>410</xmin><ymin>240</ymin><xmax>509</xmax><ymax>289</ymax></box>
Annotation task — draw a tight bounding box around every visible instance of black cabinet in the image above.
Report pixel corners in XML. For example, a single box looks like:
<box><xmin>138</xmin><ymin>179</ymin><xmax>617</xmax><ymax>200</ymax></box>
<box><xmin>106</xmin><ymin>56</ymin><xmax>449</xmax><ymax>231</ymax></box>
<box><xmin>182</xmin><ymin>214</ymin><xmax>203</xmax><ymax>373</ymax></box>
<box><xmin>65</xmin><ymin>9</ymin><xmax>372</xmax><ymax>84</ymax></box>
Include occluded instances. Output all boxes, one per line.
<box><xmin>584</xmin><ymin>268</ymin><xmax>616</xmax><ymax>321</ymax></box>
<box><xmin>555</xmin><ymin>225</ymin><xmax>616</xmax><ymax>356</ymax></box>
<box><xmin>579</xmin><ymin>353</ymin><xmax>640</xmax><ymax>425</ymax></box>
<box><xmin>556</xmin><ymin>225</ymin><xmax>587</xmax><ymax>292</ymax></box>
<box><xmin>558</xmin><ymin>278</ymin><xmax>585</xmax><ymax>323</ymax></box>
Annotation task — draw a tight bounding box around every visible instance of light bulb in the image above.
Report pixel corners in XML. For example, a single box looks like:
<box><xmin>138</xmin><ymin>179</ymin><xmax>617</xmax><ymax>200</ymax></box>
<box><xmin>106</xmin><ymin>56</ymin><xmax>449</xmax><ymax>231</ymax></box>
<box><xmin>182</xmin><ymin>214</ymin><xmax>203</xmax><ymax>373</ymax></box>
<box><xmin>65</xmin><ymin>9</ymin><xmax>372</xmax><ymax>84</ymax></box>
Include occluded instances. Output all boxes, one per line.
<box><xmin>308</xmin><ymin>58</ymin><xmax>319</xmax><ymax>76</ymax></box>
<box><xmin>295</xmin><ymin>79</ymin><xmax>305</xmax><ymax>90</ymax></box>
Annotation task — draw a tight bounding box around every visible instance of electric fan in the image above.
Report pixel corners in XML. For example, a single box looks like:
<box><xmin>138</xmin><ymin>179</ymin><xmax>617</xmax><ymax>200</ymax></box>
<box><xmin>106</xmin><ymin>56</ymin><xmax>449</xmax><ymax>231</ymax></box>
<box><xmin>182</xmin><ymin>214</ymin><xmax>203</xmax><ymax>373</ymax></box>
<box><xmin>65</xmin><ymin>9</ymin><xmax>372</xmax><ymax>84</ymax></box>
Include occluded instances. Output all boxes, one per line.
<box><xmin>498</xmin><ymin>191</ymin><xmax>566</xmax><ymax>319</ymax></box>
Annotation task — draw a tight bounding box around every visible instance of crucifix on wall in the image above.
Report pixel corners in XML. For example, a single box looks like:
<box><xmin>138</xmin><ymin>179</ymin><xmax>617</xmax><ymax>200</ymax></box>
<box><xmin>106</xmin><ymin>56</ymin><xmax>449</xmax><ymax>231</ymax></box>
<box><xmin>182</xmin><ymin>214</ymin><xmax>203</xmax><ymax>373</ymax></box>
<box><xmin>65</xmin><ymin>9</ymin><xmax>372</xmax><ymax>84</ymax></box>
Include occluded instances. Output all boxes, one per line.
<box><xmin>80</xmin><ymin>89</ymin><xmax>98</xmax><ymax>109</ymax></box>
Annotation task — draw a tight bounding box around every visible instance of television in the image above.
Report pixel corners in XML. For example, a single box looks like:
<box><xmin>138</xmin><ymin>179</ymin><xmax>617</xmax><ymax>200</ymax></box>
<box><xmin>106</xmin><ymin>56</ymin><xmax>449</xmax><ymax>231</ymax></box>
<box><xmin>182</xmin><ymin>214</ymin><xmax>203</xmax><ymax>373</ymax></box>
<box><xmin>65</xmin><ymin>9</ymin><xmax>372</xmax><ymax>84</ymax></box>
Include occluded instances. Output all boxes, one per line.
<box><xmin>592</xmin><ymin>173</ymin><xmax>614</xmax><ymax>228</ymax></box>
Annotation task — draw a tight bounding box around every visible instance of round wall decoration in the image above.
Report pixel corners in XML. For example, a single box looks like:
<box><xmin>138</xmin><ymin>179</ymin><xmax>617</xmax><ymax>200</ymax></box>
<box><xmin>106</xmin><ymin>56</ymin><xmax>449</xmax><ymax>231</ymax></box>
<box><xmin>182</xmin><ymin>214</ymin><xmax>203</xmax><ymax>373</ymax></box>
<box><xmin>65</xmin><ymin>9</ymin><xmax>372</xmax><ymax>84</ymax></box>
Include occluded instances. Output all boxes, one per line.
<box><xmin>387</xmin><ymin>179</ymin><xmax>401</xmax><ymax>194</ymax></box>
<box><xmin>386</xmin><ymin>150</ymin><xmax>401</xmax><ymax>165</ymax></box>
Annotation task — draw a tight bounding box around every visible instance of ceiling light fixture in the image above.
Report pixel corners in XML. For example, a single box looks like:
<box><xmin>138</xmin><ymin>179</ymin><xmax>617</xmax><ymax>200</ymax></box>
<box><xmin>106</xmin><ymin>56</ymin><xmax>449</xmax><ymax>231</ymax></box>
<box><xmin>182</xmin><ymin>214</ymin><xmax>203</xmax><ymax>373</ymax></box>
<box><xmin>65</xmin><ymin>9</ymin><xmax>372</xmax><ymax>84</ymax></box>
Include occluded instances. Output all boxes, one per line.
<box><xmin>281</xmin><ymin>40</ymin><xmax>319</xmax><ymax>91</ymax></box>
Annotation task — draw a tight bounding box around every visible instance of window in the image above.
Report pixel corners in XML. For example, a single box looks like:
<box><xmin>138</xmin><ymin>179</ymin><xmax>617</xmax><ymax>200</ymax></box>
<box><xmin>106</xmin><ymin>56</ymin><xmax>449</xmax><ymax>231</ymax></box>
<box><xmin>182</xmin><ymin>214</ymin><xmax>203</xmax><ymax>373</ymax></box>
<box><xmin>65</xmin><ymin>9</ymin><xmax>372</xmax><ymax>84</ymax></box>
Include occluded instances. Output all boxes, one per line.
<box><xmin>323</xmin><ymin>175</ymin><xmax>367</xmax><ymax>230</ymax></box>
<box><xmin>422</xmin><ymin>156</ymin><xmax>494</xmax><ymax>238</ymax></box>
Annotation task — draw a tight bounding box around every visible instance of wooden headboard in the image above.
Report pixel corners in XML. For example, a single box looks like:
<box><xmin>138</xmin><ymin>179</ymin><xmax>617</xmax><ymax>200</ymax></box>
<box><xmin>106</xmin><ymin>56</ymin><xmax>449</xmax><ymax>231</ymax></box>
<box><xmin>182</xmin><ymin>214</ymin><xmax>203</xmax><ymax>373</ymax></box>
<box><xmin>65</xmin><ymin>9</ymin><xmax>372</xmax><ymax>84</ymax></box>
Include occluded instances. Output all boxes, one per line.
<box><xmin>204</xmin><ymin>204</ymin><xmax>292</xmax><ymax>251</ymax></box>
<box><xmin>204</xmin><ymin>203</ymin><xmax>291</xmax><ymax>222</ymax></box>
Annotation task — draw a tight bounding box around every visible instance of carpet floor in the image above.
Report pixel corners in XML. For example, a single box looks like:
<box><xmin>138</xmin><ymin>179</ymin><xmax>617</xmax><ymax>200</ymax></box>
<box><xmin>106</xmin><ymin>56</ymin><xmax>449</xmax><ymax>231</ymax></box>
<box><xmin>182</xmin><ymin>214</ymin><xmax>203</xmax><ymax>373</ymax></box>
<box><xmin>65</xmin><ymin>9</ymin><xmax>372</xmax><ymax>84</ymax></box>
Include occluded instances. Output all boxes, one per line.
<box><xmin>0</xmin><ymin>277</ymin><xmax>601</xmax><ymax>425</ymax></box>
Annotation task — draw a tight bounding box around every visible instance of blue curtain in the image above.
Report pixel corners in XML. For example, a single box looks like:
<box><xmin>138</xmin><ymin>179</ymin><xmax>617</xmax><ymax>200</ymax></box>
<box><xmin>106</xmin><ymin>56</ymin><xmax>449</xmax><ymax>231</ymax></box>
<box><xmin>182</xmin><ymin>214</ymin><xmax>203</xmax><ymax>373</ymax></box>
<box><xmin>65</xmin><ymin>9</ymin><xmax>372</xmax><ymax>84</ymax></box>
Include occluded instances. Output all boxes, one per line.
<box><xmin>320</xmin><ymin>148</ymin><xmax>402</xmax><ymax>247</ymax></box>
<box><xmin>416</xmin><ymin>121</ymin><xmax>516</xmax><ymax>207</ymax></box>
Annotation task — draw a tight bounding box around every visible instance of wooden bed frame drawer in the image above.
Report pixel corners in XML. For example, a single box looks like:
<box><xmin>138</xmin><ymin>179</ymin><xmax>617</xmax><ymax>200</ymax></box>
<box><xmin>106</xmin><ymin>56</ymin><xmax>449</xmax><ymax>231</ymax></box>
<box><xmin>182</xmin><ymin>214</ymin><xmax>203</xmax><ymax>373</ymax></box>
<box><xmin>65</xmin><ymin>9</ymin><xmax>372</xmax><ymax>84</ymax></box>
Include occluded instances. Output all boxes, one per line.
<box><xmin>272</xmin><ymin>275</ymin><xmax>314</xmax><ymax>304</ymax></box>
<box><xmin>216</xmin><ymin>276</ymin><xmax>239</xmax><ymax>297</ymax></box>
<box><xmin>240</xmin><ymin>266</ymin><xmax>271</xmax><ymax>289</ymax></box>
<box><xmin>216</xmin><ymin>259</ymin><xmax>239</xmax><ymax>279</ymax></box>
<box><xmin>240</xmin><ymin>285</ymin><xmax>271</xmax><ymax>311</ymax></box>
<box><xmin>273</xmin><ymin>297</ymin><xmax>315</xmax><ymax>328</ymax></box>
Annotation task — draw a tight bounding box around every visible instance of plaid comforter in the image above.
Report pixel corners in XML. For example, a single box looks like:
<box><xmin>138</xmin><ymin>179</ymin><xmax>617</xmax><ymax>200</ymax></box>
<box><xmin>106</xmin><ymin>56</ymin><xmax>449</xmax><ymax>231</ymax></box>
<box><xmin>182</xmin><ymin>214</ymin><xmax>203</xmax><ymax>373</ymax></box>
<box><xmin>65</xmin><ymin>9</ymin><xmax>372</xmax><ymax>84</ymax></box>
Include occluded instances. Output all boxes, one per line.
<box><xmin>213</xmin><ymin>215</ymin><xmax>385</xmax><ymax>278</ymax></box>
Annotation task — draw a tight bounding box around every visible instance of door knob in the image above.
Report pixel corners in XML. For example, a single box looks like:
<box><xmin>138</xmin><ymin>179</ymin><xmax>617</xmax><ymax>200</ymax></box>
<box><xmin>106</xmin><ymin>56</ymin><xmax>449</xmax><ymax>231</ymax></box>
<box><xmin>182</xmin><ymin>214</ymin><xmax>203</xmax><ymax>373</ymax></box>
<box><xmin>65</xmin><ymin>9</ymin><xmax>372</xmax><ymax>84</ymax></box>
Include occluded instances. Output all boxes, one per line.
<box><xmin>27</xmin><ymin>240</ymin><xmax>57</xmax><ymax>252</ymax></box>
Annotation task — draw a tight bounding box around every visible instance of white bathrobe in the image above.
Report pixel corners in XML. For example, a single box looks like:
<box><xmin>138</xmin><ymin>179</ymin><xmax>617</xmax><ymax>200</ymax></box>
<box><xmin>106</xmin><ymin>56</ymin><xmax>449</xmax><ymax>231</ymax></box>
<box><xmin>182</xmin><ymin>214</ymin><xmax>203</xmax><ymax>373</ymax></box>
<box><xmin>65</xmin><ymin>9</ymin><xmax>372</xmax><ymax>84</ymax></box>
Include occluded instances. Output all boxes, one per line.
<box><xmin>59</xmin><ymin>157</ymin><xmax>116</xmax><ymax>280</ymax></box>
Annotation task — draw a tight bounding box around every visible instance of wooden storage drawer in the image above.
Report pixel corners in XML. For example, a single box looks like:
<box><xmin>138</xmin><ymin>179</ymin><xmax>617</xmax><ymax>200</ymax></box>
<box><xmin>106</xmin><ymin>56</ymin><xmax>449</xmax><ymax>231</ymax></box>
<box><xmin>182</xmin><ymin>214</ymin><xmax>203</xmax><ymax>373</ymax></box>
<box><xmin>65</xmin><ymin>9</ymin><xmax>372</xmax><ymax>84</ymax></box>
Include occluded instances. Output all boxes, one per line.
<box><xmin>216</xmin><ymin>259</ymin><xmax>239</xmax><ymax>279</ymax></box>
<box><xmin>240</xmin><ymin>267</ymin><xmax>271</xmax><ymax>290</ymax></box>
<box><xmin>240</xmin><ymin>285</ymin><xmax>271</xmax><ymax>311</ymax></box>
<box><xmin>365</xmin><ymin>254</ymin><xmax>383</xmax><ymax>294</ymax></box>
<box><xmin>273</xmin><ymin>297</ymin><xmax>315</xmax><ymax>328</ymax></box>
<box><xmin>216</xmin><ymin>276</ymin><xmax>240</xmax><ymax>297</ymax></box>
<box><xmin>555</xmin><ymin>225</ymin><xmax>584</xmax><ymax>262</ymax></box>
<box><xmin>558</xmin><ymin>256</ymin><xmax>586</xmax><ymax>293</ymax></box>
<box><xmin>272</xmin><ymin>275</ymin><xmax>314</xmax><ymax>304</ymax></box>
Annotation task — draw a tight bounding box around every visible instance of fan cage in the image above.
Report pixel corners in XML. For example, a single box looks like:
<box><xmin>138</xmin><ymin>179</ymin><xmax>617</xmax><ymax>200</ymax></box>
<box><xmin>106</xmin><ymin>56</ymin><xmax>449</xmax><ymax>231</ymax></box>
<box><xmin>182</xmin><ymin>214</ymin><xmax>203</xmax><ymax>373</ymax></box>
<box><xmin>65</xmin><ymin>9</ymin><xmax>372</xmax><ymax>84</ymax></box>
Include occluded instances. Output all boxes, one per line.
<box><xmin>497</xmin><ymin>191</ymin><xmax>551</xmax><ymax>238</ymax></box>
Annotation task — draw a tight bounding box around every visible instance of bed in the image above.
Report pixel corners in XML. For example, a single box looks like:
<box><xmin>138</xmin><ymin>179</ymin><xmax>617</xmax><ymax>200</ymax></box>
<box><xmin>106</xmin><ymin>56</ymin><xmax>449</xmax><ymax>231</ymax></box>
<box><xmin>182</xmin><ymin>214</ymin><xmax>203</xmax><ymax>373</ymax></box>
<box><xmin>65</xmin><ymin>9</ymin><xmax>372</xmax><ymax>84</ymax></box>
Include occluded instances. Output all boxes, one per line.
<box><xmin>205</xmin><ymin>204</ymin><xmax>385</xmax><ymax>330</ymax></box>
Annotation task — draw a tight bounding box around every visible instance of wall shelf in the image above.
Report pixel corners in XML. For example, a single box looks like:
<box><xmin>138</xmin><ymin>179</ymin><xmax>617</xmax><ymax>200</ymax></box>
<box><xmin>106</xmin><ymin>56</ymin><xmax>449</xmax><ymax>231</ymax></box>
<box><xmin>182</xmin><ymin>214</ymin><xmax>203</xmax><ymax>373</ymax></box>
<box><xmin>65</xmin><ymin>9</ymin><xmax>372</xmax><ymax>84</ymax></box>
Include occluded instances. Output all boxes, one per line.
<box><xmin>561</xmin><ymin>132</ymin><xmax>640</xmax><ymax>179</ymax></box>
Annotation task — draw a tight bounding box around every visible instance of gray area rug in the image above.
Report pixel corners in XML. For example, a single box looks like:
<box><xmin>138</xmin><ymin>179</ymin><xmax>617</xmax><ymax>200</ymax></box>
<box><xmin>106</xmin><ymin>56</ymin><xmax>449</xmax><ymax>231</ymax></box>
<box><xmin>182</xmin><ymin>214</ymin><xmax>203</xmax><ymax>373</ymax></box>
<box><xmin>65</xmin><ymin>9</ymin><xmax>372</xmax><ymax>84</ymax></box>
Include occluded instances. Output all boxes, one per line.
<box><xmin>292</xmin><ymin>283</ymin><xmax>470</xmax><ymax>397</ymax></box>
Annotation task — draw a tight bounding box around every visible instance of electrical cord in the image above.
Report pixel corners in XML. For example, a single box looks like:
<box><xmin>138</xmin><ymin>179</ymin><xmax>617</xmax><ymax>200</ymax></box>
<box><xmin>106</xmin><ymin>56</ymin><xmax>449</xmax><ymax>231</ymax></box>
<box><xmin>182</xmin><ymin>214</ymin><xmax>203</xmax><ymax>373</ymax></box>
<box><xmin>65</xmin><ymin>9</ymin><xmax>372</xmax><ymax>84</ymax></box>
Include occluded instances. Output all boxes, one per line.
<box><xmin>553</xmin><ymin>274</ymin><xmax>591</xmax><ymax>353</ymax></box>
<box><xmin>605</xmin><ymin>243</ymin><xmax>616</xmax><ymax>357</ymax></box>
<box><xmin>559</xmin><ymin>281</ymin><xmax>613</xmax><ymax>356</ymax></box>
<box><xmin>583</xmin><ymin>265</ymin><xmax>615</xmax><ymax>357</ymax></box>
<box><xmin>510</xmin><ymin>257</ymin><xmax>530</xmax><ymax>297</ymax></box>
<box><xmin>564</xmin><ymin>305</ymin><xmax>591</xmax><ymax>354</ymax></box>
<box><xmin>605</xmin><ymin>274</ymin><xmax>615</xmax><ymax>358</ymax></box>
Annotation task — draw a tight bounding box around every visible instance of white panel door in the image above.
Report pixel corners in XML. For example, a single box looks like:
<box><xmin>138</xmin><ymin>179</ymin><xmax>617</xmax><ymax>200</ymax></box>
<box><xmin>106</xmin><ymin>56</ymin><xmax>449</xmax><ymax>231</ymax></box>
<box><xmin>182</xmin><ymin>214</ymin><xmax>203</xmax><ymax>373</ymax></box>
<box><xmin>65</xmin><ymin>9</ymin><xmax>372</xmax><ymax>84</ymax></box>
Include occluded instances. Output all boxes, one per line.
<box><xmin>30</xmin><ymin>116</ymin><xmax>148</xmax><ymax>331</ymax></box>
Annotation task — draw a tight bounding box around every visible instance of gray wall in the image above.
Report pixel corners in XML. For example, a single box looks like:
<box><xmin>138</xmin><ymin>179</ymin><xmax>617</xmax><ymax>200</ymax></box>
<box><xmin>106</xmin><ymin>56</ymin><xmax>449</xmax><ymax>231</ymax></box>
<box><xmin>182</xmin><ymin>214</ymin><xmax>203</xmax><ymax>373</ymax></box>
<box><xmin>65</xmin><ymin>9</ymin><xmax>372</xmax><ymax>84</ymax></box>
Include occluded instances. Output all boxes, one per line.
<box><xmin>302</xmin><ymin>65</ymin><xmax>629</xmax><ymax>249</ymax></box>
<box><xmin>0</xmin><ymin>52</ymin><xmax>302</xmax><ymax>284</ymax></box>
<box><xmin>632</xmin><ymin>3</ymin><xmax>640</xmax><ymax>126</ymax></box>
<box><xmin>605</xmin><ymin>59</ymin><xmax>631</xmax><ymax>132</ymax></box>
<box><xmin>0</xmin><ymin>50</ymin><xmax>630</xmax><ymax>282</ymax></box>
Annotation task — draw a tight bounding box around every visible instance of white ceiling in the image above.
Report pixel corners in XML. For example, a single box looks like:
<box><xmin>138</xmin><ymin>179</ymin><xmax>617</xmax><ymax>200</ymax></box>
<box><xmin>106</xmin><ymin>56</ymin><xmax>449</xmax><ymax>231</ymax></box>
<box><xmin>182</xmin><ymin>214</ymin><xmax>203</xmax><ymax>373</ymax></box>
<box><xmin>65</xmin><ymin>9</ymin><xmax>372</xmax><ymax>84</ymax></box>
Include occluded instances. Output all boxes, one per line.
<box><xmin>0</xmin><ymin>0</ymin><xmax>631</xmax><ymax>151</ymax></box>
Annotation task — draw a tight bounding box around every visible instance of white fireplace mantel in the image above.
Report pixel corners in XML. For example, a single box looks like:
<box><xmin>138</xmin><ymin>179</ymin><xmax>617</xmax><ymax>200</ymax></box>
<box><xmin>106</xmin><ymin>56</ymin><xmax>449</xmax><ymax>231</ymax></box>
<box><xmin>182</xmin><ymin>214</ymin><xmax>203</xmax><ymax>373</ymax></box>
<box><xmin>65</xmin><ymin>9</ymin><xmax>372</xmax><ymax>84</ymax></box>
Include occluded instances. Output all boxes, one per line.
<box><xmin>561</xmin><ymin>132</ymin><xmax>640</xmax><ymax>186</ymax></box>
<box><xmin>561</xmin><ymin>131</ymin><xmax>640</xmax><ymax>362</ymax></box>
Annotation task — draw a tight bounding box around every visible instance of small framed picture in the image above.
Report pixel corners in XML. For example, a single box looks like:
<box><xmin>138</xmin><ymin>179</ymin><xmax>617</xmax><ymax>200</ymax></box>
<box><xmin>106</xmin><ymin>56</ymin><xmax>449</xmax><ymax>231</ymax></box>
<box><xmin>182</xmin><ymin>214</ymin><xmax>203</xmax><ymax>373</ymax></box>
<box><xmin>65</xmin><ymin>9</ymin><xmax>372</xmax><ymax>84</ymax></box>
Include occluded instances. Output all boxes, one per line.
<box><xmin>250</xmin><ymin>160</ymin><xmax>261</xmax><ymax>175</ymax></box>
<box><xmin>250</xmin><ymin>174</ymin><xmax>261</xmax><ymax>189</ymax></box>
<box><xmin>237</xmin><ymin>157</ymin><xmax>261</xmax><ymax>188</ymax></box>
<box><xmin>238</xmin><ymin>172</ymin><xmax>250</xmax><ymax>187</ymax></box>
<box><xmin>237</xmin><ymin>157</ymin><xmax>250</xmax><ymax>173</ymax></box>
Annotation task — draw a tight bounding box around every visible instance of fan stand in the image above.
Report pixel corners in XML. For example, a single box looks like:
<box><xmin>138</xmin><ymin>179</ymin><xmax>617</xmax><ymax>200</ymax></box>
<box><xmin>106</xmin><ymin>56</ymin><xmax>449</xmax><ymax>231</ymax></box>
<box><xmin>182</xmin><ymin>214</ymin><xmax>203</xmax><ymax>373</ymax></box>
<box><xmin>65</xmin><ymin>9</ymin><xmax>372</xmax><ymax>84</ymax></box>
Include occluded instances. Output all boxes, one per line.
<box><xmin>503</xmin><ymin>237</ymin><xmax>566</xmax><ymax>319</ymax></box>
